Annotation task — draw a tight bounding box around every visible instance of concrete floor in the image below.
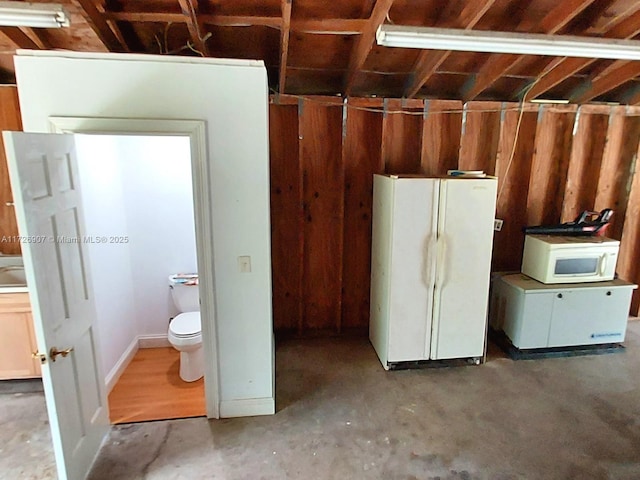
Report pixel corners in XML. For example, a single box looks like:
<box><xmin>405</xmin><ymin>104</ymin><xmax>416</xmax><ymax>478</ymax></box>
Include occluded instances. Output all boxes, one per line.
<box><xmin>3</xmin><ymin>322</ymin><xmax>640</xmax><ymax>479</ymax></box>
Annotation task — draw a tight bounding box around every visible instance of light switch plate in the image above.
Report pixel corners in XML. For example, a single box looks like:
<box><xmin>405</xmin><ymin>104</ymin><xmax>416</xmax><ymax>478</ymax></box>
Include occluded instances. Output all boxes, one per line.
<box><xmin>238</xmin><ymin>256</ymin><xmax>251</xmax><ymax>273</ymax></box>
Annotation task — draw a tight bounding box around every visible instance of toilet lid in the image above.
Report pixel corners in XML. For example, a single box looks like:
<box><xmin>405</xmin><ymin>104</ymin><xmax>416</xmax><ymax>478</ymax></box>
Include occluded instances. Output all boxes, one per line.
<box><xmin>170</xmin><ymin>312</ymin><xmax>201</xmax><ymax>337</ymax></box>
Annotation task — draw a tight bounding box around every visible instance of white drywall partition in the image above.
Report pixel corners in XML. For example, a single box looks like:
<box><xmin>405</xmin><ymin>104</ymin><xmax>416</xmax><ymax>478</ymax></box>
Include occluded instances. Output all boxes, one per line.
<box><xmin>15</xmin><ymin>51</ymin><xmax>274</xmax><ymax>417</ymax></box>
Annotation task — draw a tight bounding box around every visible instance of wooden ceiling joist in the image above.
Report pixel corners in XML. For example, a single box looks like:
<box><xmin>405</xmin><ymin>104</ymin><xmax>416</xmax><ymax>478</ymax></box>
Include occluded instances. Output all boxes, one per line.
<box><xmin>73</xmin><ymin>0</ymin><xmax>128</xmax><ymax>52</ymax></box>
<box><xmin>278</xmin><ymin>0</ymin><xmax>292</xmax><ymax>93</ymax></box>
<box><xmin>344</xmin><ymin>0</ymin><xmax>395</xmax><ymax>96</ymax></box>
<box><xmin>22</xmin><ymin>28</ymin><xmax>52</xmax><ymax>49</ymax></box>
<box><xmin>404</xmin><ymin>0</ymin><xmax>496</xmax><ymax>99</ymax></box>
<box><xmin>0</xmin><ymin>27</ymin><xmax>41</xmax><ymax>50</ymax></box>
<box><xmin>177</xmin><ymin>0</ymin><xmax>210</xmax><ymax>56</ymax></box>
<box><xmin>105</xmin><ymin>11</ymin><xmax>365</xmax><ymax>34</ymax></box>
<box><xmin>462</xmin><ymin>0</ymin><xmax>597</xmax><ymax>102</ymax></box>
<box><xmin>525</xmin><ymin>8</ymin><xmax>640</xmax><ymax>100</ymax></box>
<box><xmin>106</xmin><ymin>11</ymin><xmax>282</xmax><ymax>28</ymax></box>
<box><xmin>571</xmin><ymin>61</ymin><xmax>640</xmax><ymax>103</ymax></box>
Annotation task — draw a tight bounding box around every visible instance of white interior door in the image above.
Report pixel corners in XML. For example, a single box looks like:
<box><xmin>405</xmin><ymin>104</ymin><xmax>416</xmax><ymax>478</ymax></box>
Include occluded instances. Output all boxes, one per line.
<box><xmin>3</xmin><ymin>131</ymin><xmax>109</xmax><ymax>480</ymax></box>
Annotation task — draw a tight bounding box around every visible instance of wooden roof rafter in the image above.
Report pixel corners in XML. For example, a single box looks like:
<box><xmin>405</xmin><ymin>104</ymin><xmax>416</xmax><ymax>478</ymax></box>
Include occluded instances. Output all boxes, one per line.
<box><xmin>524</xmin><ymin>7</ymin><xmax>640</xmax><ymax>100</ymax></box>
<box><xmin>461</xmin><ymin>0</ymin><xmax>597</xmax><ymax>102</ymax></box>
<box><xmin>278</xmin><ymin>0</ymin><xmax>292</xmax><ymax>93</ymax></box>
<box><xmin>177</xmin><ymin>0</ymin><xmax>210</xmax><ymax>56</ymax></box>
<box><xmin>344</xmin><ymin>0</ymin><xmax>395</xmax><ymax>96</ymax></box>
<box><xmin>73</xmin><ymin>0</ymin><xmax>129</xmax><ymax>52</ymax></box>
<box><xmin>404</xmin><ymin>0</ymin><xmax>497</xmax><ymax>99</ymax></box>
<box><xmin>105</xmin><ymin>11</ymin><xmax>367</xmax><ymax>34</ymax></box>
<box><xmin>0</xmin><ymin>27</ymin><xmax>41</xmax><ymax>49</ymax></box>
<box><xmin>570</xmin><ymin>61</ymin><xmax>640</xmax><ymax>103</ymax></box>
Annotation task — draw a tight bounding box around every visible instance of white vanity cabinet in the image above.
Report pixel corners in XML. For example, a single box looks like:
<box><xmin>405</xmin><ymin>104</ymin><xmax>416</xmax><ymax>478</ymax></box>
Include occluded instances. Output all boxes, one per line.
<box><xmin>490</xmin><ymin>273</ymin><xmax>637</xmax><ymax>349</ymax></box>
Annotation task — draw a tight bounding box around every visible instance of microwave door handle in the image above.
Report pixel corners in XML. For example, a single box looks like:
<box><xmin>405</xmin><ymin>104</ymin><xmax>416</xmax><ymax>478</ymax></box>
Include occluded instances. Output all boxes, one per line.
<box><xmin>599</xmin><ymin>253</ymin><xmax>608</xmax><ymax>275</ymax></box>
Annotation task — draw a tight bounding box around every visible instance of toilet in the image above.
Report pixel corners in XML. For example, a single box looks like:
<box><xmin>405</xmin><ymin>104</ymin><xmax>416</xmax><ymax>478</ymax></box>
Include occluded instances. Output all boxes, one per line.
<box><xmin>167</xmin><ymin>274</ymin><xmax>203</xmax><ymax>382</ymax></box>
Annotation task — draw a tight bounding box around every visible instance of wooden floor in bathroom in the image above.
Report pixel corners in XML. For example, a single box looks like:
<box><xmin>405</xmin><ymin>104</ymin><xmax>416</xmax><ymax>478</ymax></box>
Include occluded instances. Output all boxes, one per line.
<box><xmin>108</xmin><ymin>347</ymin><xmax>206</xmax><ymax>424</ymax></box>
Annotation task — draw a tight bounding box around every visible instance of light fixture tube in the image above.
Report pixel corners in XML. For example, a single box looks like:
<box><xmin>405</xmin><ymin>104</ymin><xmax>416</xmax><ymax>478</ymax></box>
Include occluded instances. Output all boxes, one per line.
<box><xmin>0</xmin><ymin>1</ymin><xmax>70</xmax><ymax>28</ymax></box>
<box><xmin>377</xmin><ymin>25</ymin><xmax>640</xmax><ymax>61</ymax></box>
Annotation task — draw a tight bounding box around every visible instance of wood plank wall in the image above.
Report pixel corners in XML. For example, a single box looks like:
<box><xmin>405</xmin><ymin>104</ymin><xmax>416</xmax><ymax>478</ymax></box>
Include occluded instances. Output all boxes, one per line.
<box><xmin>269</xmin><ymin>96</ymin><xmax>640</xmax><ymax>334</ymax></box>
<box><xmin>0</xmin><ymin>86</ymin><xmax>22</xmax><ymax>255</ymax></box>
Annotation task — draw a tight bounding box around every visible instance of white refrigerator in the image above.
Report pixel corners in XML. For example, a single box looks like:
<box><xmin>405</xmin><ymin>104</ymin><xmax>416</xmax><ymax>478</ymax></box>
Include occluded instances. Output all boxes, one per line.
<box><xmin>369</xmin><ymin>174</ymin><xmax>498</xmax><ymax>369</ymax></box>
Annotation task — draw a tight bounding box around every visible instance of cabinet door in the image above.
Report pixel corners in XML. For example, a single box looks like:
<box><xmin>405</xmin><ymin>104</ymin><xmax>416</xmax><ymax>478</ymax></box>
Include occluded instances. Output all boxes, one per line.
<box><xmin>549</xmin><ymin>287</ymin><xmax>631</xmax><ymax>347</ymax></box>
<box><xmin>0</xmin><ymin>311</ymin><xmax>40</xmax><ymax>378</ymax></box>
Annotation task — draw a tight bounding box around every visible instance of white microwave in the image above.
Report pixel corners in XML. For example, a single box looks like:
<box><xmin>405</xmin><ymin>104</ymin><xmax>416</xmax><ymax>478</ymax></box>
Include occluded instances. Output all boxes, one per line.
<box><xmin>521</xmin><ymin>235</ymin><xmax>619</xmax><ymax>284</ymax></box>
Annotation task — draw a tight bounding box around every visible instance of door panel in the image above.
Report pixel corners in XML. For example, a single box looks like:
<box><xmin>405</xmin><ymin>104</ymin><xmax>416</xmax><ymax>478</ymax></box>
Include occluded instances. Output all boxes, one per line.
<box><xmin>431</xmin><ymin>178</ymin><xmax>497</xmax><ymax>360</ymax></box>
<box><xmin>387</xmin><ymin>178</ymin><xmax>438</xmax><ymax>362</ymax></box>
<box><xmin>4</xmin><ymin>132</ymin><xmax>109</xmax><ymax>480</ymax></box>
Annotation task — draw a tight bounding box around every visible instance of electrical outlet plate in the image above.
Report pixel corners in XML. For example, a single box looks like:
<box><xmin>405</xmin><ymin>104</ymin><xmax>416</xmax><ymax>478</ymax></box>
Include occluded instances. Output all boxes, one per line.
<box><xmin>494</xmin><ymin>219</ymin><xmax>504</xmax><ymax>231</ymax></box>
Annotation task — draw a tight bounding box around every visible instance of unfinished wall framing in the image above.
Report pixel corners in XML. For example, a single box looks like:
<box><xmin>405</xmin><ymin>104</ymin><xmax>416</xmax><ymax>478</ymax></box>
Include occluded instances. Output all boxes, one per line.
<box><xmin>269</xmin><ymin>96</ymin><xmax>640</xmax><ymax>334</ymax></box>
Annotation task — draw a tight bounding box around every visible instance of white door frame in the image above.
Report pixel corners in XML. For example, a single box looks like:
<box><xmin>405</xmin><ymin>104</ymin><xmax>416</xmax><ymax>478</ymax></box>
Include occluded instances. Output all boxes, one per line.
<box><xmin>48</xmin><ymin>116</ymin><xmax>220</xmax><ymax>419</ymax></box>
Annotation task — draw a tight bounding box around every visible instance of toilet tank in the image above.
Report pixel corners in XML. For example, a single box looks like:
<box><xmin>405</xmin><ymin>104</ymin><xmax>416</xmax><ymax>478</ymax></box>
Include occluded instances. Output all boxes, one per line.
<box><xmin>169</xmin><ymin>274</ymin><xmax>200</xmax><ymax>312</ymax></box>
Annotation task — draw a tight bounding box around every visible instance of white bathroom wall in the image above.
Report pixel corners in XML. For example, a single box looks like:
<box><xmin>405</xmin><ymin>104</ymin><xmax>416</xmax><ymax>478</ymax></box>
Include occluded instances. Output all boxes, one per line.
<box><xmin>74</xmin><ymin>134</ymin><xmax>196</xmax><ymax>380</ymax></box>
<box><xmin>116</xmin><ymin>135</ymin><xmax>196</xmax><ymax>337</ymax></box>
<box><xmin>74</xmin><ymin>135</ymin><xmax>137</xmax><ymax>380</ymax></box>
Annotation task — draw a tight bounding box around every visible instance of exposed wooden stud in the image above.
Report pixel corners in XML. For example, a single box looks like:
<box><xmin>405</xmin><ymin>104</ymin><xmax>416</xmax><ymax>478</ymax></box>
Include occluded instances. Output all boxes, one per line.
<box><xmin>420</xmin><ymin>100</ymin><xmax>463</xmax><ymax>175</ymax></box>
<box><xmin>617</xmin><ymin>137</ymin><xmax>640</xmax><ymax>313</ymax></box>
<box><xmin>269</xmin><ymin>104</ymin><xmax>303</xmax><ymax>333</ymax></box>
<box><xmin>299</xmin><ymin>99</ymin><xmax>345</xmax><ymax>333</ymax></box>
<box><xmin>525</xmin><ymin>8</ymin><xmax>640</xmax><ymax>100</ymax></box>
<box><xmin>380</xmin><ymin>99</ymin><xmax>424</xmax><ymax>173</ymax></box>
<box><xmin>404</xmin><ymin>0</ymin><xmax>496</xmax><ymax>98</ymax></box>
<box><xmin>0</xmin><ymin>27</ymin><xmax>40</xmax><ymax>50</ymax></box>
<box><xmin>278</xmin><ymin>0</ymin><xmax>292</xmax><ymax>94</ymax></box>
<box><xmin>458</xmin><ymin>101</ymin><xmax>502</xmax><ymax>173</ymax></box>
<box><xmin>594</xmin><ymin>108</ymin><xmax>640</xmax><ymax>241</ymax></box>
<box><xmin>344</xmin><ymin>0</ymin><xmax>394</xmax><ymax>96</ymax></box>
<box><xmin>561</xmin><ymin>109</ymin><xmax>609</xmax><ymax>222</ymax></box>
<box><xmin>526</xmin><ymin>105</ymin><xmax>577</xmax><ymax>226</ymax></box>
<box><xmin>492</xmin><ymin>103</ymin><xmax>539</xmax><ymax>271</ymax></box>
<box><xmin>177</xmin><ymin>0</ymin><xmax>210</xmax><ymax>56</ymax></box>
<box><xmin>73</xmin><ymin>0</ymin><xmax>128</xmax><ymax>52</ymax></box>
<box><xmin>341</xmin><ymin>98</ymin><xmax>384</xmax><ymax>332</ymax></box>
<box><xmin>463</xmin><ymin>0</ymin><xmax>597</xmax><ymax>101</ymax></box>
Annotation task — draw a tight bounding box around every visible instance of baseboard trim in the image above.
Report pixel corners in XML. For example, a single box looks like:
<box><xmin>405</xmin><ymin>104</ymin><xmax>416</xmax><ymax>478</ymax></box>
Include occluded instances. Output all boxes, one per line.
<box><xmin>219</xmin><ymin>397</ymin><xmax>275</xmax><ymax>418</ymax></box>
<box><xmin>138</xmin><ymin>334</ymin><xmax>171</xmax><ymax>348</ymax></box>
<box><xmin>105</xmin><ymin>337</ymin><xmax>139</xmax><ymax>393</ymax></box>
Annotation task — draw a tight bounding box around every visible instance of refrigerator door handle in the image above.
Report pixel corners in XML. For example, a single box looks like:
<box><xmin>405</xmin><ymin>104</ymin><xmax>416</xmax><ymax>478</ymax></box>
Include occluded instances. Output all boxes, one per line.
<box><xmin>436</xmin><ymin>235</ymin><xmax>447</xmax><ymax>289</ymax></box>
<box><xmin>431</xmin><ymin>235</ymin><xmax>446</xmax><ymax>359</ymax></box>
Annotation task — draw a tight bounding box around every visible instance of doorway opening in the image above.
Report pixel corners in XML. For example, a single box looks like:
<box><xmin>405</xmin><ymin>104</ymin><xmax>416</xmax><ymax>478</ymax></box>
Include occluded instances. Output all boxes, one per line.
<box><xmin>48</xmin><ymin>116</ymin><xmax>220</xmax><ymax>423</ymax></box>
<box><xmin>74</xmin><ymin>133</ymin><xmax>205</xmax><ymax>423</ymax></box>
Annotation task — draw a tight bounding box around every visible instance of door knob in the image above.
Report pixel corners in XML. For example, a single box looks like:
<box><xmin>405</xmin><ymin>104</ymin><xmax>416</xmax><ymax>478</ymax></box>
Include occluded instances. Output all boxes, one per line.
<box><xmin>49</xmin><ymin>346</ymin><xmax>74</xmax><ymax>362</ymax></box>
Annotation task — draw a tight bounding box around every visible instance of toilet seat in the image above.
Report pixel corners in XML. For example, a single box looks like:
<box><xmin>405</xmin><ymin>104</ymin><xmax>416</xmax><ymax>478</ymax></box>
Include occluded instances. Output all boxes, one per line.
<box><xmin>169</xmin><ymin>312</ymin><xmax>201</xmax><ymax>337</ymax></box>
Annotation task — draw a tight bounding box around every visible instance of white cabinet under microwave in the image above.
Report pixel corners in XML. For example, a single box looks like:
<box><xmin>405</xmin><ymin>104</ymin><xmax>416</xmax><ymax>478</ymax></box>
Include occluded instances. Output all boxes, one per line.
<box><xmin>521</xmin><ymin>235</ymin><xmax>619</xmax><ymax>284</ymax></box>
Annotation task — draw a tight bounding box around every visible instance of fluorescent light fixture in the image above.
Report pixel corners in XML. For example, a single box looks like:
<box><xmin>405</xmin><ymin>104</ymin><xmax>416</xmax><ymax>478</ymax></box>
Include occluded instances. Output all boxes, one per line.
<box><xmin>377</xmin><ymin>25</ymin><xmax>640</xmax><ymax>61</ymax></box>
<box><xmin>529</xmin><ymin>99</ymin><xmax>570</xmax><ymax>104</ymax></box>
<box><xmin>0</xmin><ymin>1</ymin><xmax>70</xmax><ymax>28</ymax></box>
